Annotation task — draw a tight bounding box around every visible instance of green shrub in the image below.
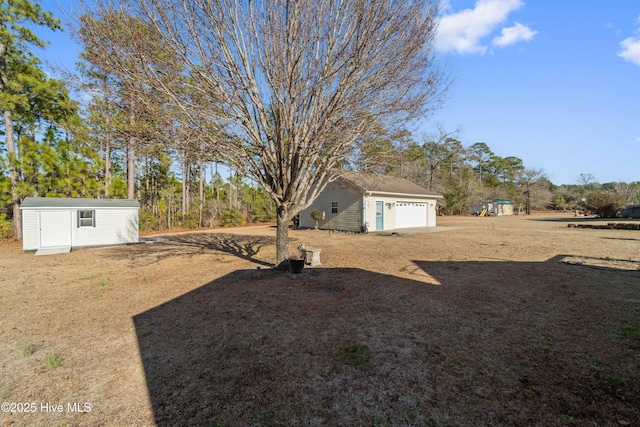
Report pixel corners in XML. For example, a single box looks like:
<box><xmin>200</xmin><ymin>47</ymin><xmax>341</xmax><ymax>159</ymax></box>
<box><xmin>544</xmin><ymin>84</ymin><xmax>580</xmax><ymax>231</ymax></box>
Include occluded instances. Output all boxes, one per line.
<box><xmin>179</xmin><ymin>210</ymin><xmax>202</xmax><ymax>229</ymax></box>
<box><xmin>0</xmin><ymin>213</ymin><xmax>11</xmax><ymax>240</ymax></box>
<box><xmin>253</xmin><ymin>202</ymin><xmax>276</xmax><ymax>222</ymax></box>
<box><xmin>138</xmin><ymin>208</ymin><xmax>159</xmax><ymax>231</ymax></box>
<box><xmin>580</xmin><ymin>192</ymin><xmax>626</xmax><ymax>218</ymax></box>
<box><xmin>220</xmin><ymin>209</ymin><xmax>244</xmax><ymax>227</ymax></box>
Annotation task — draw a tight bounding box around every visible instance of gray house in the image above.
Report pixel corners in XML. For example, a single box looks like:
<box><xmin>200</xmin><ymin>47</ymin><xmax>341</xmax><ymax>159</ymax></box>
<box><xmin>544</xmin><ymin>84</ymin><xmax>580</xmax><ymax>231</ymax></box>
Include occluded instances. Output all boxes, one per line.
<box><xmin>299</xmin><ymin>173</ymin><xmax>442</xmax><ymax>232</ymax></box>
<box><xmin>21</xmin><ymin>197</ymin><xmax>140</xmax><ymax>254</ymax></box>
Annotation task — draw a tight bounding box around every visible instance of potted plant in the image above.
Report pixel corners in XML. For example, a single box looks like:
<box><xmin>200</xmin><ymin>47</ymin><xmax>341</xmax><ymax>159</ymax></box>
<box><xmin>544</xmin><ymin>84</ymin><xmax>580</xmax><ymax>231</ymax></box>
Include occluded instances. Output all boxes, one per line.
<box><xmin>310</xmin><ymin>209</ymin><xmax>323</xmax><ymax>230</ymax></box>
<box><xmin>288</xmin><ymin>246</ymin><xmax>306</xmax><ymax>274</ymax></box>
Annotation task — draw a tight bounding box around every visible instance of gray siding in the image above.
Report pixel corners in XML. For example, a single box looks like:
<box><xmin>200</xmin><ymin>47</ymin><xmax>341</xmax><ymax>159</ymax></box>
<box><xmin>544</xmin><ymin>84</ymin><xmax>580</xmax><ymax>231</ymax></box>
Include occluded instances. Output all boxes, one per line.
<box><xmin>621</xmin><ymin>206</ymin><xmax>640</xmax><ymax>218</ymax></box>
<box><xmin>300</xmin><ymin>182</ymin><xmax>363</xmax><ymax>231</ymax></box>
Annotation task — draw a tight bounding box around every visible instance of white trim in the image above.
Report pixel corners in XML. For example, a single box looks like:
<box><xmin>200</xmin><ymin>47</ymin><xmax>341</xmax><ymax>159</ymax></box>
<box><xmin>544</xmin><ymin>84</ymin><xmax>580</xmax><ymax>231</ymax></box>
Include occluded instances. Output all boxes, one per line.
<box><xmin>365</xmin><ymin>191</ymin><xmax>443</xmax><ymax>198</ymax></box>
<box><xmin>363</xmin><ymin>195</ymin><xmax>368</xmax><ymax>231</ymax></box>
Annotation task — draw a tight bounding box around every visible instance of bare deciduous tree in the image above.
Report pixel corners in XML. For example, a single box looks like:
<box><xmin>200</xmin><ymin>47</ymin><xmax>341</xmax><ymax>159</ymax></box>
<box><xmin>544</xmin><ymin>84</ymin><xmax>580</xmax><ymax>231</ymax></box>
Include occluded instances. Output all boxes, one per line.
<box><xmin>419</xmin><ymin>125</ymin><xmax>463</xmax><ymax>190</ymax></box>
<box><xmin>518</xmin><ymin>167</ymin><xmax>551</xmax><ymax>214</ymax></box>
<box><xmin>78</xmin><ymin>0</ymin><xmax>450</xmax><ymax>266</ymax></box>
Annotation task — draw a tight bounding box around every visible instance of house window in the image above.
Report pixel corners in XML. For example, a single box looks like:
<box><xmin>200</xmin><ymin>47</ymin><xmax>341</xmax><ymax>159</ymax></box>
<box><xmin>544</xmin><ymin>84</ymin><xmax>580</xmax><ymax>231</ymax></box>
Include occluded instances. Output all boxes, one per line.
<box><xmin>331</xmin><ymin>201</ymin><xmax>338</xmax><ymax>214</ymax></box>
<box><xmin>78</xmin><ymin>210</ymin><xmax>95</xmax><ymax>228</ymax></box>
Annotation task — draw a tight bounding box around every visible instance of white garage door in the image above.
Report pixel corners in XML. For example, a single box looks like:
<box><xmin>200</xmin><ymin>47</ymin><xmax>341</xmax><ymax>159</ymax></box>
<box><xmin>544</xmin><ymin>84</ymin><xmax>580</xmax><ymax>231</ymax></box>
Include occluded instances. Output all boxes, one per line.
<box><xmin>395</xmin><ymin>201</ymin><xmax>427</xmax><ymax>228</ymax></box>
<box><xmin>40</xmin><ymin>211</ymin><xmax>72</xmax><ymax>247</ymax></box>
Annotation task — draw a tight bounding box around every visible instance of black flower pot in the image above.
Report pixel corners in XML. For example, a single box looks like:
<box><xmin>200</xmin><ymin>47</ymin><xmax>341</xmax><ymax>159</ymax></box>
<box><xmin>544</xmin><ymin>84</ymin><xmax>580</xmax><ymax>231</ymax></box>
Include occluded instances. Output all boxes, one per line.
<box><xmin>288</xmin><ymin>258</ymin><xmax>305</xmax><ymax>274</ymax></box>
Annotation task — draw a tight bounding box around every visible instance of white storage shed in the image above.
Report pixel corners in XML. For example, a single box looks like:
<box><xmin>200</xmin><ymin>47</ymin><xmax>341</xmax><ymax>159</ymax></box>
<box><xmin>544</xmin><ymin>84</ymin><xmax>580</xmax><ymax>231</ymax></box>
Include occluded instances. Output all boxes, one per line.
<box><xmin>21</xmin><ymin>197</ymin><xmax>140</xmax><ymax>254</ymax></box>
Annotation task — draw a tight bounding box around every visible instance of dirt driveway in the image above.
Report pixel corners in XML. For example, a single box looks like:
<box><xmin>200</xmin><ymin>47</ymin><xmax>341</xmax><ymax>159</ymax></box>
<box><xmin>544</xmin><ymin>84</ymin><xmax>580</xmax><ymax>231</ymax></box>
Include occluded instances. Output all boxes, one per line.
<box><xmin>1</xmin><ymin>212</ymin><xmax>639</xmax><ymax>426</ymax></box>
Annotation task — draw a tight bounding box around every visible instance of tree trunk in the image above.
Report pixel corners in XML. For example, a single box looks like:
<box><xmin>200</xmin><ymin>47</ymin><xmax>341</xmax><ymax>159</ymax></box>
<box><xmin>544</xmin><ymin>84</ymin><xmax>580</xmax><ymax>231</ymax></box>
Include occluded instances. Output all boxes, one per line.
<box><xmin>152</xmin><ymin>173</ymin><xmax>158</xmax><ymax>218</ymax></box>
<box><xmin>4</xmin><ymin>109</ymin><xmax>21</xmax><ymax>239</ymax></box>
<box><xmin>127</xmin><ymin>138</ymin><xmax>135</xmax><ymax>199</ymax></box>
<box><xmin>275</xmin><ymin>206</ymin><xmax>291</xmax><ymax>268</ymax></box>
<box><xmin>228</xmin><ymin>168</ymin><xmax>233</xmax><ymax>210</ymax></box>
<box><xmin>209</xmin><ymin>163</ymin><xmax>218</xmax><ymax>200</ymax></box>
<box><xmin>136</xmin><ymin>160</ymin><xmax>142</xmax><ymax>200</ymax></box>
<box><xmin>181</xmin><ymin>150</ymin><xmax>191</xmax><ymax>217</ymax></box>
<box><xmin>167</xmin><ymin>188</ymin><xmax>173</xmax><ymax>230</ymax></box>
<box><xmin>199</xmin><ymin>159</ymin><xmax>204</xmax><ymax>228</ymax></box>
<box><xmin>104</xmin><ymin>140</ymin><xmax>111</xmax><ymax>198</ymax></box>
<box><xmin>127</xmin><ymin>101</ymin><xmax>136</xmax><ymax>199</ymax></box>
<box><xmin>1</xmin><ymin>43</ymin><xmax>20</xmax><ymax>238</ymax></box>
<box><xmin>102</xmin><ymin>80</ymin><xmax>111</xmax><ymax>198</ymax></box>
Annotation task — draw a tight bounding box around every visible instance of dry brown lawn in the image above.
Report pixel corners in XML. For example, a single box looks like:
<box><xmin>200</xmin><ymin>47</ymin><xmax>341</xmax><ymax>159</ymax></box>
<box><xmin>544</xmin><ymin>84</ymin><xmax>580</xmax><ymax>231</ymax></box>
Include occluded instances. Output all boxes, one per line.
<box><xmin>1</xmin><ymin>212</ymin><xmax>639</xmax><ymax>426</ymax></box>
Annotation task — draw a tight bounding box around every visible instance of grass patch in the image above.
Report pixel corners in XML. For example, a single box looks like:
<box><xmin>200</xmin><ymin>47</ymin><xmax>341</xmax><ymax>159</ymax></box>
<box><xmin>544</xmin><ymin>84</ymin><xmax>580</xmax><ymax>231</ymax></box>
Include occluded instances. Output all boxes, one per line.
<box><xmin>96</xmin><ymin>276</ymin><xmax>112</xmax><ymax>287</ymax></box>
<box><xmin>373</xmin><ymin>416</ymin><xmax>389</xmax><ymax>427</ymax></box>
<box><xmin>44</xmin><ymin>351</ymin><xmax>62</xmax><ymax>370</ymax></box>
<box><xmin>589</xmin><ymin>356</ymin><xmax>602</xmax><ymax>372</ymax></box>
<box><xmin>20</xmin><ymin>344</ymin><xmax>36</xmax><ymax>357</ymax></box>
<box><xmin>610</xmin><ymin>376</ymin><xmax>625</xmax><ymax>387</ymax></box>
<box><xmin>0</xmin><ymin>384</ymin><xmax>13</xmax><ymax>400</ymax></box>
<box><xmin>337</xmin><ymin>342</ymin><xmax>371</xmax><ymax>367</ymax></box>
<box><xmin>561</xmin><ymin>414</ymin><xmax>579</xmax><ymax>424</ymax></box>
<box><xmin>615</xmin><ymin>325</ymin><xmax>640</xmax><ymax>340</ymax></box>
<box><xmin>79</xmin><ymin>274</ymin><xmax>103</xmax><ymax>281</ymax></box>
<box><xmin>95</xmin><ymin>276</ymin><xmax>113</xmax><ymax>297</ymax></box>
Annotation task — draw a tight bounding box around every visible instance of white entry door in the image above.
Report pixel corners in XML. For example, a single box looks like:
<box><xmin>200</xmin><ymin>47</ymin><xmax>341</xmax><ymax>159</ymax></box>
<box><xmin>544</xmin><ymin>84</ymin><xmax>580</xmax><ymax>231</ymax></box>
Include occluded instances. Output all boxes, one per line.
<box><xmin>40</xmin><ymin>211</ymin><xmax>72</xmax><ymax>247</ymax></box>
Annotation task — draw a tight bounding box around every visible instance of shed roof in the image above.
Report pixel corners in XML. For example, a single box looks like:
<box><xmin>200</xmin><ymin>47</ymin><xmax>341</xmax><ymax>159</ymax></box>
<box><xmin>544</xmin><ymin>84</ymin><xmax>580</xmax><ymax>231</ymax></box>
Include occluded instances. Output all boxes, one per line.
<box><xmin>21</xmin><ymin>197</ymin><xmax>140</xmax><ymax>209</ymax></box>
<box><xmin>491</xmin><ymin>198</ymin><xmax>513</xmax><ymax>204</ymax></box>
<box><xmin>339</xmin><ymin>172</ymin><xmax>442</xmax><ymax>197</ymax></box>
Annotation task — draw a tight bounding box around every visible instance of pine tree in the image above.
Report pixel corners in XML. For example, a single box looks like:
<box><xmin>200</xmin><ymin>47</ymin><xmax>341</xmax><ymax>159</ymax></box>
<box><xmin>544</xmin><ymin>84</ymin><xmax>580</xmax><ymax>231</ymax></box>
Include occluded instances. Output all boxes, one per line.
<box><xmin>0</xmin><ymin>0</ymin><xmax>62</xmax><ymax>238</ymax></box>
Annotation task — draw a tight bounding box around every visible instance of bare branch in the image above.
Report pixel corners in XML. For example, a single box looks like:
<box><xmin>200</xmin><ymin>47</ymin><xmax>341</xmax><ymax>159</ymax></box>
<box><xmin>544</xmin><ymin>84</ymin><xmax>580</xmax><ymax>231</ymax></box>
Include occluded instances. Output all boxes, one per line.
<box><xmin>74</xmin><ymin>0</ymin><xmax>450</xmax><ymax>265</ymax></box>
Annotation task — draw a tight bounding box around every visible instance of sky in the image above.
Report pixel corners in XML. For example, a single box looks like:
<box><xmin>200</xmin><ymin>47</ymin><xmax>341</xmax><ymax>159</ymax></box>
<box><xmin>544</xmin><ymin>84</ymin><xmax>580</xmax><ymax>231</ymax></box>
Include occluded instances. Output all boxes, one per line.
<box><xmin>425</xmin><ymin>0</ymin><xmax>640</xmax><ymax>185</ymax></box>
<box><xmin>33</xmin><ymin>0</ymin><xmax>640</xmax><ymax>186</ymax></box>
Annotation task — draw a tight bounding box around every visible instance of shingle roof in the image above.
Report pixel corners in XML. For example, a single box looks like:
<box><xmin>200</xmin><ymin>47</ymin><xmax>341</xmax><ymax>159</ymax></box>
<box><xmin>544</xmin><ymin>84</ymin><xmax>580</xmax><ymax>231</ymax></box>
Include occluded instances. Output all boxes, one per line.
<box><xmin>338</xmin><ymin>172</ymin><xmax>442</xmax><ymax>197</ymax></box>
<box><xmin>21</xmin><ymin>197</ymin><xmax>140</xmax><ymax>209</ymax></box>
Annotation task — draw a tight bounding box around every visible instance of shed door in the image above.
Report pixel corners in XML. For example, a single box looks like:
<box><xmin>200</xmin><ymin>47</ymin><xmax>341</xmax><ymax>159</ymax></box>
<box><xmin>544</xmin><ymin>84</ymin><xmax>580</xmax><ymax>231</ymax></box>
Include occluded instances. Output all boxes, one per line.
<box><xmin>395</xmin><ymin>201</ymin><xmax>428</xmax><ymax>228</ymax></box>
<box><xmin>40</xmin><ymin>211</ymin><xmax>72</xmax><ymax>247</ymax></box>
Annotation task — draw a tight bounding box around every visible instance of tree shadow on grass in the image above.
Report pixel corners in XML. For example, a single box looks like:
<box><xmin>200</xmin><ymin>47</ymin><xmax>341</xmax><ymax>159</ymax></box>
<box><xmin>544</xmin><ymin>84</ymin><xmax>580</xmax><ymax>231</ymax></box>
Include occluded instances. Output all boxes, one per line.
<box><xmin>119</xmin><ymin>233</ymin><xmax>278</xmax><ymax>266</ymax></box>
<box><xmin>134</xmin><ymin>258</ymin><xmax>640</xmax><ymax>426</ymax></box>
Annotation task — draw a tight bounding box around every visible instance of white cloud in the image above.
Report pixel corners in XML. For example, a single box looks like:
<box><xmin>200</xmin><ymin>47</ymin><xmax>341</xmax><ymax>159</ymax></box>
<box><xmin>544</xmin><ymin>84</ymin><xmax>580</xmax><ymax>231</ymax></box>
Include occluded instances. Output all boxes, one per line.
<box><xmin>618</xmin><ymin>37</ymin><xmax>640</xmax><ymax>66</ymax></box>
<box><xmin>492</xmin><ymin>22</ymin><xmax>537</xmax><ymax>47</ymax></box>
<box><xmin>440</xmin><ymin>0</ymin><xmax>453</xmax><ymax>11</ymax></box>
<box><xmin>436</xmin><ymin>0</ymin><xmax>526</xmax><ymax>54</ymax></box>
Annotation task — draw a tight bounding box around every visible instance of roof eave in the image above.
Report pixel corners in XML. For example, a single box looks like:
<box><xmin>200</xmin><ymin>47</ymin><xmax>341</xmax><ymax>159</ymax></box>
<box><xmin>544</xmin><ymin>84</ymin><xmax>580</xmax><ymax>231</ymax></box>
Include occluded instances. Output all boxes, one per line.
<box><xmin>364</xmin><ymin>191</ymin><xmax>443</xmax><ymax>198</ymax></box>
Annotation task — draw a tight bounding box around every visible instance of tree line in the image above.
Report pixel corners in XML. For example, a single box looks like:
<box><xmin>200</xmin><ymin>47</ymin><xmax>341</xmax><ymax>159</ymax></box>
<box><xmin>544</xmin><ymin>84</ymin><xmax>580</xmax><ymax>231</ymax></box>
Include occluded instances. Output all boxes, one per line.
<box><xmin>347</xmin><ymin>125</ymin><xmax>640</xmax><ymax>216</ymax></box>
<box><xmin>1</xmin><ymin>1</ymin><xmax>638</xmax><ymax>261</ymax></box>
<box><xmin>2</xmin><ymin>0</ymin><xmax>450</xmax><ymax>268</ymax></box>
